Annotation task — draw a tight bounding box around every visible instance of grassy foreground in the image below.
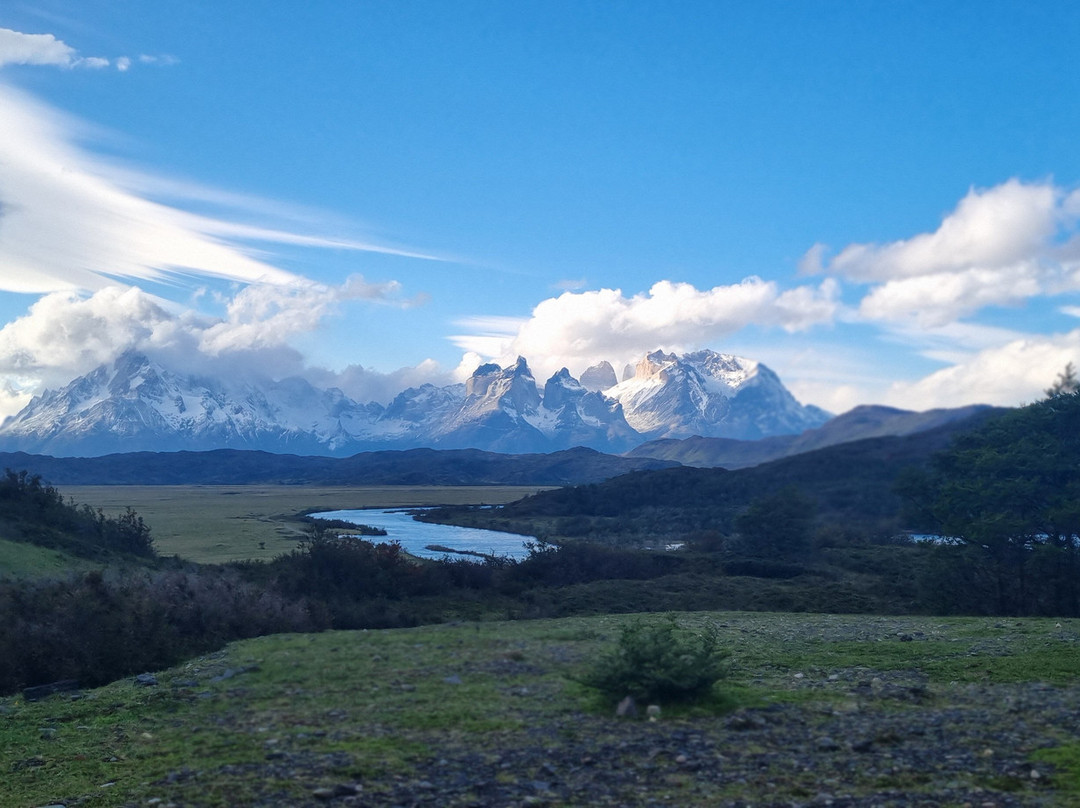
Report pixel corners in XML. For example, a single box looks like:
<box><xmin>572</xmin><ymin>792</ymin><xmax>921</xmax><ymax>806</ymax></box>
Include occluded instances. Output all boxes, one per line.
<box><xmin>57</xmin><ymin>486</ymin><xmax>547</xmax><ymax>564</ymax></box>
<box><xmin>5</xmin><ymin>611</ymin><xmax>1080</xmax><ymax>807</ymax></box>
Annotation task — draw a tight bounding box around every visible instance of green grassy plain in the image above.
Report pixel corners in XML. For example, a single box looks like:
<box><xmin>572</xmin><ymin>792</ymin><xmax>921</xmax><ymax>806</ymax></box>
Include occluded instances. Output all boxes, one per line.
<box><xmin>4</xmin><ymin>611</ymin><xmax>1080</xmax><ymax>807</ymax></box>
<box><xmin>58</xmin><ymin>485</ymin><xmax>546</xmax><ymax>564</ymax></box>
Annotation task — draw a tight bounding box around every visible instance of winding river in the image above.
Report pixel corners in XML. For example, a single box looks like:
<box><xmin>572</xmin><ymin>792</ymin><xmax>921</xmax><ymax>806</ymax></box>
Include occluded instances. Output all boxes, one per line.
<box><xmin>309</xmin><ymin>508</ymin><xmax>534</xmax><ymax>561</ymax></box>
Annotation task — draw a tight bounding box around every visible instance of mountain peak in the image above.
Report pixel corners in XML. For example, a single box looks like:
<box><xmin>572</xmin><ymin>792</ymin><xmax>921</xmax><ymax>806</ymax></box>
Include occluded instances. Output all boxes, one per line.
<box><xmin>607</xmin><ymin>349</ymin><xmax>827</xmax><ymax>440</ymax></box>
<box><xmin>580</xmin><ymin>361</ymin><xmax>617</xmax><ymax>392</ymax></box>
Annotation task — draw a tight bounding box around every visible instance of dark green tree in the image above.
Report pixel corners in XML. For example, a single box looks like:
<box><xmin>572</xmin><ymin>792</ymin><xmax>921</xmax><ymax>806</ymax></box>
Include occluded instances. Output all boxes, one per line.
<box><xmin>734</xmin><ymin>486</ymin><xmax>816</xmax><ymax>559</ymax></box>
<box><xmin>1046</xmin><ymin>361</ymin><xmax>1079</xmax><ymax>398</ymax></box>
<box><xmin>897</xmin><ymin>389</ymin><xmax>1080</xmax><ymax>614</ymax></box>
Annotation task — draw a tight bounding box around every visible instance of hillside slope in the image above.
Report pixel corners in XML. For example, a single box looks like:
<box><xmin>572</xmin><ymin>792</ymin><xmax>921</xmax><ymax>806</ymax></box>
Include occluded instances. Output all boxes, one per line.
<box><xmin>453</xmin><ymin>415</ymin><xmax>991</xmax><ymax>543</ymax></box>
<box><xmin>628</xmin><ymin>404</ymin><xmax>999</xmax><ymax>469</ymax></box>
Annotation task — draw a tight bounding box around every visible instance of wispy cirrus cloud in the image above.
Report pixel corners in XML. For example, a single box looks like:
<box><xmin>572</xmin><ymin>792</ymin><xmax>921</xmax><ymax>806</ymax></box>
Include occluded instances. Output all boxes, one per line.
<box><xmin>0</xmin><ymin>81</ymin><xmax>441</xmax><ymax>295</ymax></box>
<box><xmin>0</xmin><ymin>24</ymin><xmax>442</xmax><ymax>296</ymax></box>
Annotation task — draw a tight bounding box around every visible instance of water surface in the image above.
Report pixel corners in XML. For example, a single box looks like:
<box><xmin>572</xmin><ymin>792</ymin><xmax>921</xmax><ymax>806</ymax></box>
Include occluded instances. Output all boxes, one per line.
<box><xmin>310</xmin><ymin>508</ymin><xmax>533</xmax><ymax>561</ymax></box>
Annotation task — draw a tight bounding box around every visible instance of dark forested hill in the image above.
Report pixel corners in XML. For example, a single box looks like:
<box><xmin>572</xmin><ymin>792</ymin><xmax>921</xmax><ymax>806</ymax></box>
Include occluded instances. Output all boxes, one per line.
<box><xmin>0</xmin><ymin>446</ymin><xmax>678</xmax><ymax>487</ymax></box>
<box><xmin>439</xmin><ymin>412</ymin><xmax>998</xmax><ymax>544</ymax></box>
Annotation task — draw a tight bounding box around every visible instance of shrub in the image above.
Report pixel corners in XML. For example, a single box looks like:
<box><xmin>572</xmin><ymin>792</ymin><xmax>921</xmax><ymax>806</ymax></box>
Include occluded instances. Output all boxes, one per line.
<box><xmin>0</xmin><ymin>469</ymin><xmax>156</xmax><ymax>558</ymax></box>
<box><xmin>578</xmin><ymin>617</ymin><xmax>729</xmax><ymax>704</ymax></box>
<box><xmin>511</xmin><ymin>540</ymin><xmax>688</xmax><ymax>588</ymax></box>
<box><xmin>0</xmin><ymin>566</ymin><xmax>323</xmax><ymax>694</ymax></box>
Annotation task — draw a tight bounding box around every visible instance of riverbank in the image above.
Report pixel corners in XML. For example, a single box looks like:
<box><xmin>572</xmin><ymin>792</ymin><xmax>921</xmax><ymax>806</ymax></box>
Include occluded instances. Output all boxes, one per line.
<box><xmin>54</xmin><ymin>485</ymin><xmax>544</xmax><ymax>563</ymax></box>
<box><xmin>310</xmin><ymin>507</ymin><xmax>534</xmax><ymax>561</ymax></box>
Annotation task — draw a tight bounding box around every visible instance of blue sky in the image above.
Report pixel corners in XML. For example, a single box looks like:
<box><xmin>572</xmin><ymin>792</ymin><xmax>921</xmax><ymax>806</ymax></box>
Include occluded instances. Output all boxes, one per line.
<box><xmin>2</xmin><ymin>1</ymin><xmax>1080</xmax><ymax>419</ymax></box>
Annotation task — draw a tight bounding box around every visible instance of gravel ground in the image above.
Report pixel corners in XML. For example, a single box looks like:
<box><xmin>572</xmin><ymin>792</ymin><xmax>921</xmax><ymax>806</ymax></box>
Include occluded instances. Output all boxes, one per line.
<box><xmin>218</xmin><ymin>685</ymin><xmax>1072</xmax><ymax>807</ymax></box>
<box><xmin>155</xmin><ymin>666</ymin><xmax>1078</xmax><ymax>806</ymax></box>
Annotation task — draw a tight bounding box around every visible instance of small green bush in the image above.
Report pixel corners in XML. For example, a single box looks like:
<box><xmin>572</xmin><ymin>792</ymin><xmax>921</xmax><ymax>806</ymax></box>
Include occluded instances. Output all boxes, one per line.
<box><xmin>578</xmin><ymin>618</ymin><xmax>729</xmax><ymax>704</ymax></box>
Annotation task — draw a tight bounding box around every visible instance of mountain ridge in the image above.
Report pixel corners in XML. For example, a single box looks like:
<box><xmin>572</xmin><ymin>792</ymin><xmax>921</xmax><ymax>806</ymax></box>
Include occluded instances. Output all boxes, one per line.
<box><xmin>0</xmin><ymin>348</ymin><xmax>829</xmax><ymax>457</ymax></box>
<box><xmin>628</xmin><ymin>403</ymin><xmax>1003</xmax><ymax>469</ymax></box>
<box><xmin>0</xmin><ymin>446</ymin><xmax>679</xmax><ymax>487</ymax></box>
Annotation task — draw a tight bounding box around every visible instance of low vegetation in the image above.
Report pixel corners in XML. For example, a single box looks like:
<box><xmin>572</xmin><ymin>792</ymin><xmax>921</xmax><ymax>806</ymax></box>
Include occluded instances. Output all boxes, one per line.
<box><xmin>0</xmin><ymin>469</ymin><xmax>155</xmax><ymax>561</ymax></box>
<box><xmin>4</xmin><ymin>612</ymin><xmax>1080</xmax><ymax>807</ymax></box>
<box><xmin>577</xmin><ymin>617</ymin><xmax>730</xmax><ymax>704</ymax></box>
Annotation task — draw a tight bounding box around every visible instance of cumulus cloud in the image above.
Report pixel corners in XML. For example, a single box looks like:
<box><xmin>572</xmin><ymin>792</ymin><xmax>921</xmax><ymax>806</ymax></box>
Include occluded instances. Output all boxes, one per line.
<box><xmin>199</xmin><ymin>275</ymin><xmax>406</xmax><ymax>355</ymax></box>
<box><xmin>788</xmin><ymin>179</ymin><xmax>1080</xmax><ymax>407</ymax></box>
<box><xmin>0</xmin><ymin>26</ymin><xmax>130</xmax><ymax>70</ymax></box>
<box><xmin>0</xmin><ymin>26</ymin><xmax>177</xmax><ymax>73</ymax></box>
<box><xmin>0</xmin><ymin>26</ymin><xmax>451</xmax><ymax>419</ymax></box>
<box><xmin>452</xmin><ymin>278</ymin><xmax>840</xmax><ymax>382</ymax></box>
<box><xmin>883</xmin><ymin>330</ymin><xmax>1080</xmax><ymax>410</ymax></box>
<box><xmin>858</xmin><ymin>263</ymin><xmax>1046</xmax><ymax>327</ymax></box>
<box><xmin>0</xmin><ymin>287</ymin><xmax>188</xmax><ymax>412</ymax></box>
<box><xmin>826</xmin><ymin>180</ymin><xmax>1061</xmax><ymax>282</ymax></box>
<box><xmin>0</xmin><ymin>282</ymin><xmax>441</xmax><ymax>418</ymax></box>
<box><xmin>810</xmin><ymin>180</ymin><xmax>1080</xmax><ymax>327</ymax></box>
<box><xmin>0</xmin><ymin>27</ymin><xmax>82</xmax><ymax>68</ymax></box>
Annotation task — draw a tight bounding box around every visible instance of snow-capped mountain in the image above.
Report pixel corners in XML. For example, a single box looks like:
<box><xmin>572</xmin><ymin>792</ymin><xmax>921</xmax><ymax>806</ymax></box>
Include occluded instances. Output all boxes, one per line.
<box><xmin>0</xmin><ymin>351</ymin><xmax>377</xmax><ymax>456</ymax></box>
<box><xmin>607</xmin><ymin>350</ymin><xmax>830</xmax><ymax>440</ymax></box>
<box><xmin>0</xmin><ymin>349</ymin><xmax>830</xmax><ymax>457</ymax></box>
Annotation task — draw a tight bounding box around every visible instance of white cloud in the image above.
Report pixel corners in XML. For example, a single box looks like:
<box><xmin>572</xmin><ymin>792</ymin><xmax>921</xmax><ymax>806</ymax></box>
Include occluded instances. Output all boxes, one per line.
<box><xmin>825</xmin><ymin>180</ymin><xmax>1062</xmax><ymax>282</ymax></box>
<box><xmin>808</xmin><ymin>179</ymin><xmax>1080</xmax><ymax>327</ymax></box>
<box><xmin>858</xmin><ymin>263</ymin><xmax>1045</xmax><ymax>327</ymax></box>
<box><xmin>797</xmin><ymin>242</ymin><xmax>829</xmax><ymax>276</ymax></box>
<box><xmin>0</xmin><ymin>27</ymin><xmax>81</xmax><ymax>68</ymax></box>
<box><xmin>305</xmin><ymin>358</ymin><xmax>458</xmax><ymax>406</ymax></box>
<box><xmin>452</xmin><ymin>278</ymin><xmax>840</xmax><ymax>383</ymax></box>
<box><xmin>0</xmin><ymin>26</ymin><xmax>174</xmax><ymax>73</ymax></box>
<box><xmin>0</xmin><ymin>82</ymin><xmax>307</xmax><ymax>294</ymax></box>
<box><xmin>883</xmin><ymin>330</ymin><xmax>1080</xmax><ymax>410</ymax></box>
<box><xmin>553</xmin><ymin>278</ymin><xmax>588</xmax><ymax>292</ymax></box>
<box><xmin>199</xmin><ymin>275</ymin><xmax>404</xmax><ymax>355</ymax></box>
<box><xmin>0</xmin><ymin>27</ymin><xmax>449</xmax><ymax>420</ymax></box>
<box><xmin>0</xmin><ymin>27</ymin><xmax>125</xmax><ymax>70</ymax></box>
<box><xmin>137</xmin><ymin>54</ymin><xmax>180</xmax><ymax>67</ymax></box>
<box><xmin>792</xmin><ymin>178</ymin><xmax>1080</xmax><ymax>339</ymax></box>
<box><xmin>0</xmin><ymin>287</ymin><xmax>187</xmax><ymax>391</ymax></box>
<box><xmin>0</xmin><ymin>61</ymin><xmax>442</xmax><ymax>295</ymax></box>
<box><xmin>0</xmin><ymin>282</ymin><xmax>438</xmax><ymax>418</ymax></box>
